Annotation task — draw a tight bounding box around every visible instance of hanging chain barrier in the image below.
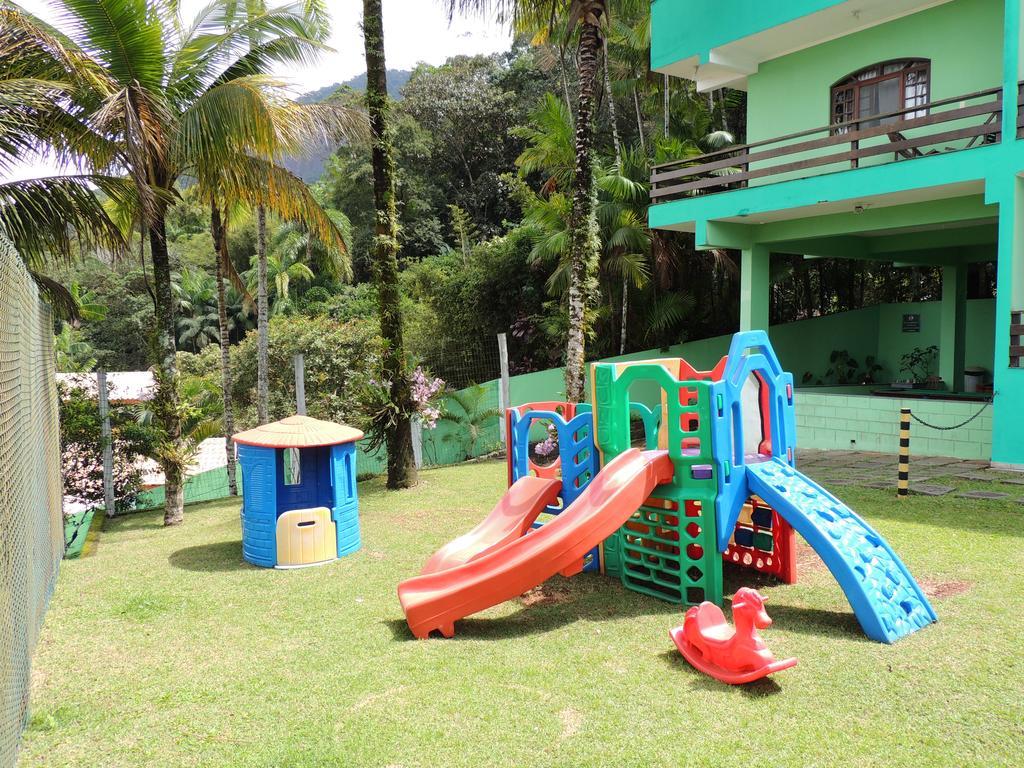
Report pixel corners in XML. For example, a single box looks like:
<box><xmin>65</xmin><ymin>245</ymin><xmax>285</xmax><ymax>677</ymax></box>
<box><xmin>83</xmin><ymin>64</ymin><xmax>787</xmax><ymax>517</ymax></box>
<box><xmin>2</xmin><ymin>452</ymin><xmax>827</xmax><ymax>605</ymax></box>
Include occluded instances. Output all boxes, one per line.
<box><xmin>908</xmin><ymin>399</ymin><xmax>992</xmax><ymax>431</ymax></box>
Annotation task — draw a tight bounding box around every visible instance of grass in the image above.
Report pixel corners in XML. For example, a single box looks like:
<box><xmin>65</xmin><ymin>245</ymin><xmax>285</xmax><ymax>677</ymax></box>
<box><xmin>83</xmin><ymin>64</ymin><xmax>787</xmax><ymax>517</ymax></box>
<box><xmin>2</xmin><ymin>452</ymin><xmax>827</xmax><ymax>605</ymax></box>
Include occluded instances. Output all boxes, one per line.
<box><xmin>21</xmin><ymin>459</ymin><xmax>1024</xmax><ymax>767</ymax></box>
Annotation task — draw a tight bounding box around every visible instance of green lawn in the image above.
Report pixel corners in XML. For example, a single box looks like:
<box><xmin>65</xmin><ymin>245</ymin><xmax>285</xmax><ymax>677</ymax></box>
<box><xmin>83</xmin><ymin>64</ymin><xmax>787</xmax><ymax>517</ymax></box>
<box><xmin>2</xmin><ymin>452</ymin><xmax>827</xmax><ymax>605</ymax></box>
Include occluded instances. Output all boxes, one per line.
<box><xmin>21</xmin><ymin>460</ymin><xmax>1024</xmax><ymax>767</ymax></box>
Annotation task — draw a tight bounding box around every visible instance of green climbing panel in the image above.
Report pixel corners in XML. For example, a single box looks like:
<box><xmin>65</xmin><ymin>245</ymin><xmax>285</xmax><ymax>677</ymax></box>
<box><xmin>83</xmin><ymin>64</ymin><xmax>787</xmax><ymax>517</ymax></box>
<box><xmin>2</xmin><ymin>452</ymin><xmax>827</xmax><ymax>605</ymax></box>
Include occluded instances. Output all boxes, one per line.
<box><xmin>592</xmin><ymin>361</ymin><xmax>723</xmax><ymax>607</ymax></box>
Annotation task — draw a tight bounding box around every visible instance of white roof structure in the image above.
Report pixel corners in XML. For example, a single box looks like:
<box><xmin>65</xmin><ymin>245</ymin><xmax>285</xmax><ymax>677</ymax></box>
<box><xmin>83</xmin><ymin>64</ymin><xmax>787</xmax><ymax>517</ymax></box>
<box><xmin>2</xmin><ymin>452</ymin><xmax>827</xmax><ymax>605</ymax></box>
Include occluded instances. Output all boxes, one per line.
<box><xmin>57</xmin><ymin>371</ymin><xmax>156</xmax><ymax>402</ymax></box>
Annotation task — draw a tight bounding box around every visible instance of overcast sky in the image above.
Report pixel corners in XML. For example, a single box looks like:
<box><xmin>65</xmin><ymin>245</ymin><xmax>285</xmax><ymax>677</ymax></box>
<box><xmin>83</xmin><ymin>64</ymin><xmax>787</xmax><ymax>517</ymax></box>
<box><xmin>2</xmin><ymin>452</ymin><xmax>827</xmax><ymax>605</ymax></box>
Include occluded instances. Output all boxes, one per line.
<box><xmin>6</xmin><ymin>0</ymin><xmax>511</xmax><ymax>180</ymax></box>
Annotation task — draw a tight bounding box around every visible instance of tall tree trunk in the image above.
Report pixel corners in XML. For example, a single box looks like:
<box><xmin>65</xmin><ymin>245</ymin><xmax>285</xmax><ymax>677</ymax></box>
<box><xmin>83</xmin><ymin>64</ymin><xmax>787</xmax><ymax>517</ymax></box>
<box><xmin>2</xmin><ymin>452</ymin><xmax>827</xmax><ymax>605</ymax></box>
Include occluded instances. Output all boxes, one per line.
<box><xmin>364</xmin><ymin>0</ymin><xmax>417</xmax><ymax>488</ymax></box>
<box><xmin>148</xmin><ymin>212</ymin><xmax>183</xmax><ymax>526</ymax></box>
<box><xmin>559</xmin><ymin>45</ymin><xmax>574</xmax><ymax>121</ymax></box>
<box><xmin>604</xmin><ymin>37</ymin><xmax>627</xmax><ymax>355</ymax></box>
<box><xmin>564</xmin><ymin>20</ymin><xmax>603</xmax><ymax>403</ymax></box>
<box><xmin>603</xmin><ymin>36</ymin><xmax>622</xmax><ymax>170</ymax></box>
<box><xmin>619</xmin><ymin>275</ymin><xmax>628</xmax><ymax>355</ymax></box>
<box><xmin>663</xmin><ymin>73</ymin><xmax>670</xmax><ymax>139</ymax></box>
<box><xmin>212</xmin><ymin>201</ymin><xmax>237</xmax><ymax>496</ymax></box>
<box><xmin>256</xmin><ymin>205</ymin><xmax>269</xmax><ymax>424</ymax></box>
<box><xmin>632</xmin><ymin>86</ymin><xmax>646</xmax><ymax>155</ymax></box>
<box><xmin>717</xmin><ymin>89</ymin><xmax>731</xmax><ymax>135</ymax></box>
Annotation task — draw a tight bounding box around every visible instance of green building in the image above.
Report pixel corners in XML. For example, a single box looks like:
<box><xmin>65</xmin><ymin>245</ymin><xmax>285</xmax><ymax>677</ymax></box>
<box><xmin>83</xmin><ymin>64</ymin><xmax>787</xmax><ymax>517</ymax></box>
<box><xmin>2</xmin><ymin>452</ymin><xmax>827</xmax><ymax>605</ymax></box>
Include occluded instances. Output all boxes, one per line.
<box><xmin>648</xmin><ymin>0</ymin><xmax>1024</xmax><ymax>468</ymax></box>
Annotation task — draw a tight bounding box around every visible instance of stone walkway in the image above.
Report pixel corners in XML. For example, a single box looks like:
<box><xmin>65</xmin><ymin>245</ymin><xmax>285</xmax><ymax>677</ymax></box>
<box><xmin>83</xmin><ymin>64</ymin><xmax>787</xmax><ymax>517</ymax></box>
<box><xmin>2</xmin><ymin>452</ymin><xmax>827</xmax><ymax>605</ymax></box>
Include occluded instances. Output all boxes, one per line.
<box><xmin>795</xmin><ymin>449</ymin><xmax>1024</xmax><ymax>502</ymax></box>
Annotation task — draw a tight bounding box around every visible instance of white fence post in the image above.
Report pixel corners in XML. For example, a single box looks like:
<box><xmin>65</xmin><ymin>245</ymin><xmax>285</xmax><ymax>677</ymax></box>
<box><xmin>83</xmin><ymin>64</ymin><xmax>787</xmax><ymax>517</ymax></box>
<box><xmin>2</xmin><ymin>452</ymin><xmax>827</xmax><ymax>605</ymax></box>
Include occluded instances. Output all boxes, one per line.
<box><xmin>97</xmin><ymin>369</ymin><xmax>116</xmax><ymax>518</ymax></box>
<box><xmin>497</xmin><ymin>333</ymin><xmax>510</xmax><ymax>445</ymax></box>
<box><xmin>411</xmin><ymin>417</ymin><xmax>423</xmax><ymax>470</ymax></box>
<box><xmin>293</xmin><ymin>354</ymin><xmax>306</xmax><ymax>416</ymax></box>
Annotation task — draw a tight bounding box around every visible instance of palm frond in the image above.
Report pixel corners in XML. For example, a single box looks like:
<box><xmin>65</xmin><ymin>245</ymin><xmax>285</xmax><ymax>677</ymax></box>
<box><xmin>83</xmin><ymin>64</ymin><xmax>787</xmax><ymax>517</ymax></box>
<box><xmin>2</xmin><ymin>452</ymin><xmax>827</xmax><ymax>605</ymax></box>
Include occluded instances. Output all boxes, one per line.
<box><xmin>0</xmin><ymin>174</ymin><xmax>132</xmax><ymax>268</ymax></box>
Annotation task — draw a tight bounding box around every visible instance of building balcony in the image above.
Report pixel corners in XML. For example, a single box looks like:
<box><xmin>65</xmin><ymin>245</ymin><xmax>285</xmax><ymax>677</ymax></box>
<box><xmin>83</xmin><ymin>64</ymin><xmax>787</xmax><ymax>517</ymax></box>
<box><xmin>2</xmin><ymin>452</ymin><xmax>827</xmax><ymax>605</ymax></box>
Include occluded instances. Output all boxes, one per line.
<box><xmin>651</xmin><ymin>87</ymin><xmax>1005</xmax><ymax>206</ymax></box>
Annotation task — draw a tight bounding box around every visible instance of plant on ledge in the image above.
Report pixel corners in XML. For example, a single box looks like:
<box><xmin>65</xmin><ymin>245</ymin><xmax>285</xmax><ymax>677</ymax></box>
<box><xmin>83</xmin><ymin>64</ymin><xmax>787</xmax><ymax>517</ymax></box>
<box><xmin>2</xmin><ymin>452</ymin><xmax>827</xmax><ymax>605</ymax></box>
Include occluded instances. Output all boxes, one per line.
<box><xmin>899</xmin><ymin>345</ymin><xmax>940</xmax><ymax>387</ymax></box>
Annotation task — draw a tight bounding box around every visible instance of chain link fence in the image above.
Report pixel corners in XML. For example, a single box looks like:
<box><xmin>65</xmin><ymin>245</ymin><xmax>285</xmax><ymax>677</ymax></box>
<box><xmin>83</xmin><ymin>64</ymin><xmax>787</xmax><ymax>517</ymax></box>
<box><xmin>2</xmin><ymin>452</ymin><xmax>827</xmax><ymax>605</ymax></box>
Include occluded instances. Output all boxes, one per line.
<box><xmin>0</xmin><ymin>231</ymin><xmax>63</xmax><ymax>767</ymax></box>
<box><xmin>417</xmin><ymin>337</ymin><xmax>503</xmax><ymax>468</ymax></box>
<box><xmin>134</xmin><ymin>336</ymin><xmax>506</xmax><ymax>509</ymax></box>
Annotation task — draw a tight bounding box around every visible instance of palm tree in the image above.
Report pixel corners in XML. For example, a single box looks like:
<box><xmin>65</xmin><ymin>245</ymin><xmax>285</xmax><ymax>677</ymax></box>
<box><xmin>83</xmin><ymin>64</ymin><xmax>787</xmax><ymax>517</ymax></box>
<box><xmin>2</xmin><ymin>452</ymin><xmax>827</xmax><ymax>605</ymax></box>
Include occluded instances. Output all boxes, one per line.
<box><xmin>218</xmin><ymin>1</ymin><xmax>333</xmax><ymax>430</ymax></box>
<box><xmin>447</xmin><ymin>0</ymin><xmax>609</xmax><ymax>403</ymax></box>
<box><xmin>363</xmin><ymin>0</ymin><xmax>417</xmax><ymax>489</ymax></box>
<box><xmin>269</xmin><ymin>207</ymin><xmax>353</xmax><ymax>285</ymax></box>
<box><xmin>6</xmin><ymin>0</ymin><xmax>355</xmax><ymax>525</ymax></box>
<box><xmin>0</xmin><ymin>8</ymin><xmax>132</xmax><ymax>314</ymax></box>
<box><xmin>54</xmin><ymin>324</ymin><xmax>98</xmax><ymax>372</ymax></box>
<box><xmin>173</xmin><ymin>267</ymin><xmax>220</xmax><ymax>352</ymax></box>
<box><xmin>438</xmin><ymin>384</ymin><xmax>502</xmax><ymax>460</ymax></box>
<box><xmin>244</xmin><ymin>248</ymin><xmax>314</xmax><ymax>315</ymax></box>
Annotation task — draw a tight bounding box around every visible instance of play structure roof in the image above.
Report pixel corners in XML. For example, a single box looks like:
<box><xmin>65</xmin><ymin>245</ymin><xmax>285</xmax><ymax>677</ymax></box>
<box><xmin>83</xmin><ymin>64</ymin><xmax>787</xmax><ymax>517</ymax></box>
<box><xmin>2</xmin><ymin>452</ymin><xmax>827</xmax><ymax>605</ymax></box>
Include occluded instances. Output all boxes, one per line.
<box><xmin>233</xmin><ymin>415</ymin><xmax>363</xmax><ymax>449</ymax></box>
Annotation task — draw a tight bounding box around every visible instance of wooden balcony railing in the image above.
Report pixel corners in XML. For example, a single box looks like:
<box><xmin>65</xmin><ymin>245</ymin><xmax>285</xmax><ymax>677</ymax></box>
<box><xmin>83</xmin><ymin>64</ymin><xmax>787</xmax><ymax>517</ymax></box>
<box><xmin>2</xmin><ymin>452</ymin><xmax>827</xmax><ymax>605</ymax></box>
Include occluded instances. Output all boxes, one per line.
<box><xmin>1018</xmin><ymin>81</ymin><xmax>1024</xmax><ymax>138</ymax></box>
<box><xmin>1012</xmin><ymin>310</ymin><xmax>1023</xmax><ymax>368</ymax></box>
<box><xmin>651</xmin><ymin>88</ymin><xmax>1004</xmax><ymax>203</ymax></box>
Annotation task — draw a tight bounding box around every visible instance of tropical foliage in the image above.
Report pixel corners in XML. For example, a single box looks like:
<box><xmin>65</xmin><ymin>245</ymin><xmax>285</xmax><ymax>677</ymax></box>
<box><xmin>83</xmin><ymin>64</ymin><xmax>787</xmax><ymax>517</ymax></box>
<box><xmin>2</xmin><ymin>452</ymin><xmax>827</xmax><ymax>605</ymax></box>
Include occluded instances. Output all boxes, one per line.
<box><xmin>7</xmin><ymin>0</ymin><xmax>982</xmax><ymax>510</ymax></box>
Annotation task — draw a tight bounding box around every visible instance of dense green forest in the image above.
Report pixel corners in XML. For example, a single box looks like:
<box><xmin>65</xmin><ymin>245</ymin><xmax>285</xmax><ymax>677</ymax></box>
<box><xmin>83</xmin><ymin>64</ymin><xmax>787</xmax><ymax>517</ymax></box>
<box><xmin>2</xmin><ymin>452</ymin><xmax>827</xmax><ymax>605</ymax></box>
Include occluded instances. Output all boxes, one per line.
<box><xmin>6</xmin><ymin>0</ymin><xmax>999</xmax><ymax>516</ymax></box>
<box><xmin>53</xmin><ymin>24</ymin><xmax>986</xmax><ymax>391</ymax></box>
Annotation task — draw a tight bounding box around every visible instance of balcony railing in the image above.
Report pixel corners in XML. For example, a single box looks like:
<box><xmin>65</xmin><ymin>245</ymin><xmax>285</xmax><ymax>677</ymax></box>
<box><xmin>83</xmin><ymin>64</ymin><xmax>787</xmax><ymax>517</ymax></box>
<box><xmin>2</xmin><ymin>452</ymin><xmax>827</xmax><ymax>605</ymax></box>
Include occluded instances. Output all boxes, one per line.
<box><xmin>1012</xmin><ymin>310</ymin><xmax>1023</xmax><ymax>368</ymax></box>
<box><xmin>651</xmin><ymin>88</ymin><xmax>1004</xmax><ymax>203</ymax></box>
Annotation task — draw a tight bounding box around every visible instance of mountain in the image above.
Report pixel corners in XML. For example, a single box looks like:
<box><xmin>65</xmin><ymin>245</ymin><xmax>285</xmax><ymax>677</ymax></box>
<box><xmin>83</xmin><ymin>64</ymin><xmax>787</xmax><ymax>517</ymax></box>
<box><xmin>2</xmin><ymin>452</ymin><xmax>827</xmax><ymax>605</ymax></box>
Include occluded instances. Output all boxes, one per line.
<box><xmin>298</xmin><ymin>69</ymin><xmax>413</xmax><ymax>104</ymax></box>
<box><xmin>285</xmin><ymin>69</ymin><xmax>413</xmax><ymax>182</ymax></box>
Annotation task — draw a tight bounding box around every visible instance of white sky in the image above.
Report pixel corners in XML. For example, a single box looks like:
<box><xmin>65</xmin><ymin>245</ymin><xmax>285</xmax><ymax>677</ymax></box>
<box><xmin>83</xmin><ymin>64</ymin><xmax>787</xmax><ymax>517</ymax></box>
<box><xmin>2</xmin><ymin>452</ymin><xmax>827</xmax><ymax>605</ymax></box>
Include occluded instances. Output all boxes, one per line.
<box><xmin>5</xmin><ymin>0</ymin><xmax>511</xmax><ymax>180</ymax></box>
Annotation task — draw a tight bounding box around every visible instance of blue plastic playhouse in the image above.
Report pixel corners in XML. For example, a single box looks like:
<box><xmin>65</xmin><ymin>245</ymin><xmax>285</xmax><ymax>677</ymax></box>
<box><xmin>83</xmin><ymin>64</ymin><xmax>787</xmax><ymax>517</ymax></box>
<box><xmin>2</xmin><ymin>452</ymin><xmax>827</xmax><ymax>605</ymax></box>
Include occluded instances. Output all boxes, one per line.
<box><xmin>233</xmin><ymin>415</ymin><xmax>363</xmax><ymax>569</ymax></box>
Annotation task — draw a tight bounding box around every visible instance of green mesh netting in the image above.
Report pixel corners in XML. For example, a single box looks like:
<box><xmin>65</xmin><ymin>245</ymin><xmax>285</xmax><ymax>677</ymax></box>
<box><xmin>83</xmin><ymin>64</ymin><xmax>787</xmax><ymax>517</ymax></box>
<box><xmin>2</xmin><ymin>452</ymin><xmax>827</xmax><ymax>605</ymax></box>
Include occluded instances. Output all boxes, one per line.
<box><xmin>0</xmin><ymin>230</ymin><xmax>63</xmax><ymax>766</ymax></box>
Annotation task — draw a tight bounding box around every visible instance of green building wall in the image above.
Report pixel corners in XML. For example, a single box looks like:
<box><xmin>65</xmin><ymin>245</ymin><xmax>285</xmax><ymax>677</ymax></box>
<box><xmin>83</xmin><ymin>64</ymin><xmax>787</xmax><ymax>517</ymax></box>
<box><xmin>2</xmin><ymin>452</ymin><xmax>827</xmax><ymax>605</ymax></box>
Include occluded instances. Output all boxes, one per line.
<box><xmin>650</xmin><ymin>0</ymin><xmax>845</xmax><ymax>72</ymax></box>
<box><xmin>507</xmin><ymin>299</ymin><xmax>997</xmax><ymax>460</ymax></box>
<box><xmin>746</xmin><ymin>0</ymin><xmax>1005</xmax><ymax>146</ymax></box>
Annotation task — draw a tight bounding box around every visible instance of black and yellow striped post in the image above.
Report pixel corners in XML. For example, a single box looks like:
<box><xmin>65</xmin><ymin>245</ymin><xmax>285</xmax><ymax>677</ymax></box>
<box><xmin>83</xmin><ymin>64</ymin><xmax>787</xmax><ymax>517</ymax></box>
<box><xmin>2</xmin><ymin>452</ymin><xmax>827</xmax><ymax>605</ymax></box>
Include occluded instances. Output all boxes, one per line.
<box><xmin>898</xmin><ymin>408</ymin><xmax>911</xmax><ymax>498</ymax></box>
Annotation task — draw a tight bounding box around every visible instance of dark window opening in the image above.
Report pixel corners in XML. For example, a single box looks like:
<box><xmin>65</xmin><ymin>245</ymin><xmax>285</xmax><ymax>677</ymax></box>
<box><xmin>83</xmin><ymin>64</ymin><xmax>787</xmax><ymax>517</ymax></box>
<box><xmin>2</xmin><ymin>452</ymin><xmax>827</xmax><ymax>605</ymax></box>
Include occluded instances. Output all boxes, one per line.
<box><xmin>831</xmin><ymin>59</ymin><xmax>930</xmax><ymax>133</ymax></box>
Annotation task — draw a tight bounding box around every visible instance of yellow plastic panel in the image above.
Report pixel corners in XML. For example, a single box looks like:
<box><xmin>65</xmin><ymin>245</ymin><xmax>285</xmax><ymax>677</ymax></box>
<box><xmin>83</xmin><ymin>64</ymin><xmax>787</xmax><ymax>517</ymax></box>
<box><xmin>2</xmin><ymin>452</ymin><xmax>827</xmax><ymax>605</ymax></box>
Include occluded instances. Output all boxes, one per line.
<box><xmin>276</xmin><ymin>507</ymin><xmax>337</xmax><ymax>567</ymax></box>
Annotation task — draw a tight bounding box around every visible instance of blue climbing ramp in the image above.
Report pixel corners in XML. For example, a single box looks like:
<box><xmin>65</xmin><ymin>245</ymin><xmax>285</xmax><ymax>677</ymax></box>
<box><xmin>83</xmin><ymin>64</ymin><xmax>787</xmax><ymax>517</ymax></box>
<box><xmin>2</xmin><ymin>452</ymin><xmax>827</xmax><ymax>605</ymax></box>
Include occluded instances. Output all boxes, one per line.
<box><xmin>746</xmin><ymin>458</ymin><xmax>937</xmax><ymax>644</ymax></box>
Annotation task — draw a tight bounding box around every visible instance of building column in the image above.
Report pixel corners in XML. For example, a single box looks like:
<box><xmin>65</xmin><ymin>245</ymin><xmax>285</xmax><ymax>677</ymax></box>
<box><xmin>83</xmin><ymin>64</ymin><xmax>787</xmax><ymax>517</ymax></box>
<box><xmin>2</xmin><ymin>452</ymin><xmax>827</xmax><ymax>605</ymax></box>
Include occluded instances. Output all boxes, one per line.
<box><xmin>740</xmin><ymin>244</ymin><xmax>770</xmax><ymax>331</ymax></box>
<box><xmin>939</xmin><ymin>263</ymin><xmax>967</xmax><ymax>392</ymax></box>
<box><xmin>990</xmin><ymin>175</ymin><xmax>1024</xmax><ymax>467</ymax></box>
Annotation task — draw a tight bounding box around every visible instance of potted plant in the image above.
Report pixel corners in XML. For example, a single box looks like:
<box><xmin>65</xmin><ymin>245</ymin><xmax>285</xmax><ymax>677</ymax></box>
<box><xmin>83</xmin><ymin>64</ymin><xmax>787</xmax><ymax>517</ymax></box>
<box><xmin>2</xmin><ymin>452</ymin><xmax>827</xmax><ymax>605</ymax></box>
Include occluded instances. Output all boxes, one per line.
<box><xmin>897</xmin><ymin>346</ymin><xmax>940</xmax><ymax>389</ymax></box>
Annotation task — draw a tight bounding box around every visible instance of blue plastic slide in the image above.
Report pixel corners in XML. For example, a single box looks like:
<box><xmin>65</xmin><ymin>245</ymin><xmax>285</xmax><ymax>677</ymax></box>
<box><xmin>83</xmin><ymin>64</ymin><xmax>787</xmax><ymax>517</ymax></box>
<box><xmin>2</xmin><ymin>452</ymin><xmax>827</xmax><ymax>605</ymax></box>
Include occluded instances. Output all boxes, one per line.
<box><xmin>746</xmin><ymin>458</ymin><xmax>937</xmax><ymax>643</ymax></box>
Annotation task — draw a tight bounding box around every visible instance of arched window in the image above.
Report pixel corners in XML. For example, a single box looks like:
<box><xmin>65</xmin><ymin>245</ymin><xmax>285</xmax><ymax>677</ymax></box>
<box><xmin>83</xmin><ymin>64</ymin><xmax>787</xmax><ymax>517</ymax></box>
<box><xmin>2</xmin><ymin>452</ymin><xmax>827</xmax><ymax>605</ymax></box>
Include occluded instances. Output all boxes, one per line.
<box><xmin>831</xmin><ymin>59</ymin><xmax>930</xmax><ymax>131</ymax></box>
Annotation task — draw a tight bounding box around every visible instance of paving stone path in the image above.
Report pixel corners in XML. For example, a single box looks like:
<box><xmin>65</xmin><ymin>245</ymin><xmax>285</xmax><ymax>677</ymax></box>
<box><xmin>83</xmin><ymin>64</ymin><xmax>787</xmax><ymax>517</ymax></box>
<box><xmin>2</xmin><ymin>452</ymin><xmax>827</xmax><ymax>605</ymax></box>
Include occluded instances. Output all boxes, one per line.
<box><xmin>795</xmin><ymin>449</ymin><xmax>1024</xmax><ymax>504</ymax></box>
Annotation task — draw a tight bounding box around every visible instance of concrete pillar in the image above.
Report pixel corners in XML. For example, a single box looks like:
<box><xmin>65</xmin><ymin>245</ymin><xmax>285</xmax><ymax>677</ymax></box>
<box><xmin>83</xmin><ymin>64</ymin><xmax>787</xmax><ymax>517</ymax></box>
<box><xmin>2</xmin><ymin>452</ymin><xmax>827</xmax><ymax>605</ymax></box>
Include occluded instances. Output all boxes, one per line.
<box><xmin>740</xmin><ymin>244</ymin><xmax>770</xmax><ymax>331</ymax></box>
<box><xmin>991</xmin><ymin>175</ymin><xmax>1024</xmax><ymax>468</ymax></box>
<box><xmin>939</xmin><ymin>263</ymin><xmax>967</xmax><ymax>392</ymax></box>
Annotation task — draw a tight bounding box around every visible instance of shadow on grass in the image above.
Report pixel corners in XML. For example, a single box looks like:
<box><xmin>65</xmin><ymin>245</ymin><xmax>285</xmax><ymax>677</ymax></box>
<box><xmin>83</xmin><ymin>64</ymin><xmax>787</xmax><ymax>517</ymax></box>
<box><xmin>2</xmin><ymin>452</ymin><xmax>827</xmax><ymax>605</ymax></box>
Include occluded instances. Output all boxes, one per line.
<box><xmin>656</xmin><ymin>649</ymin><xmax>785</xmax><ymax>696</ymax></box>
<box><xmin>382</xmin><ymin>580</ymin><xmax>681</xmax><ymax>642</ymax></box>
<box><xmin>721</xmin><ymin>565</ymin><xmax>866</xmax><ymax>640</ymax></box>
<box><xmin>168</xmin><ymin>540</ymin><xmax>250</xmax><ymax>572</ymax></box>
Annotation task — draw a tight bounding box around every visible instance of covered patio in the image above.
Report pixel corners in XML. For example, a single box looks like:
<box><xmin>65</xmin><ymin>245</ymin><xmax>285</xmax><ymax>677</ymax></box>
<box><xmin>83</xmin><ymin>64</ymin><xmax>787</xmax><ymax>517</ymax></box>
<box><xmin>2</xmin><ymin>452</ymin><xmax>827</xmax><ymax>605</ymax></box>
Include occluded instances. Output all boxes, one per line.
<box><xmin>692</xmin><ymin>188</ymin><xmax>1006</xmax><ymax>463</ymax></box>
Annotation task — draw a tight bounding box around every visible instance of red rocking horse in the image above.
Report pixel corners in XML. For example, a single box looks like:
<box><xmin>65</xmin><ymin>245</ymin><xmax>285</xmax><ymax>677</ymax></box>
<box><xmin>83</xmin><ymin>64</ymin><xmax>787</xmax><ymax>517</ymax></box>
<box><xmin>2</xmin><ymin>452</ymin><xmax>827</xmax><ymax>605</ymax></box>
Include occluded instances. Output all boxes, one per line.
<box><xmin>670</xmin><ymin>587</ymin><xmax>797</xmax><ymax>685</ymax></box>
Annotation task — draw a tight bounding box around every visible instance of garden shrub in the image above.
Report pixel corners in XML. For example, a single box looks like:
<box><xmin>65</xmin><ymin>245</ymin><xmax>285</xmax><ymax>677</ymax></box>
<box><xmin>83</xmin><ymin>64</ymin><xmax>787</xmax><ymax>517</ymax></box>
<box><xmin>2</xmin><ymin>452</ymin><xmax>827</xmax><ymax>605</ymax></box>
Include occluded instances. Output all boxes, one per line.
<box><xmin>230</xmin><ymin>315</ymin><xmax>383</xmax><ymax>431</ymax></box>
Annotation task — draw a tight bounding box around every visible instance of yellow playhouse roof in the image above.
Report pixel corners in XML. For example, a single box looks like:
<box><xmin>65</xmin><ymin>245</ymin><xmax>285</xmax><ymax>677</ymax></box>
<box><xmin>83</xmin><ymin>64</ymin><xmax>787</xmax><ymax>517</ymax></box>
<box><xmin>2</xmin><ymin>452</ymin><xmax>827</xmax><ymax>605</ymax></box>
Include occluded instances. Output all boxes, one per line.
<box><xmin>233</xmin><ymin>415</ymin><xmax>364</xmax><ymax>449</ymax></box>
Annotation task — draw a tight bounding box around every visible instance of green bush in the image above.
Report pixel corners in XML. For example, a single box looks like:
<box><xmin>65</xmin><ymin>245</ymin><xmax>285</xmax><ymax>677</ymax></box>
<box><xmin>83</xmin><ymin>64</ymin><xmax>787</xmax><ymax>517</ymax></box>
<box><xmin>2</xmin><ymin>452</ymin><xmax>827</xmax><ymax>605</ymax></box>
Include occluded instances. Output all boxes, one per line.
<box><xmin>230</xmin><ymin>315</ymin><xmax>383</xmax><ymax>431</ymax></box>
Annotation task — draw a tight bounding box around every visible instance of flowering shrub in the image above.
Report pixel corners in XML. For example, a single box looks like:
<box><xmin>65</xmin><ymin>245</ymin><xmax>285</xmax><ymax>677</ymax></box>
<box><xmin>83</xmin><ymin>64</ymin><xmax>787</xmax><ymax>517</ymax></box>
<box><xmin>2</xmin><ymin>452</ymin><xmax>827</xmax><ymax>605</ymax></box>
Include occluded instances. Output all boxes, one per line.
<box><xmin>59</xmin><ymin>383</ymin><xmax>156</xmax><ymax>516</ymax></box>
<box><xmin>532</xmin><ymin>424</ymin><xmax>559</xmax><ymax>460</ymax></box>
<box><xmin>356</xmin><ymin>364</ymin><xmax>446</xmax><ymax>451</ymax></box>
<box><xmin>410</xmin><ymin>366</ymin><xmax>445</xmax><ymax>429</ymax></box>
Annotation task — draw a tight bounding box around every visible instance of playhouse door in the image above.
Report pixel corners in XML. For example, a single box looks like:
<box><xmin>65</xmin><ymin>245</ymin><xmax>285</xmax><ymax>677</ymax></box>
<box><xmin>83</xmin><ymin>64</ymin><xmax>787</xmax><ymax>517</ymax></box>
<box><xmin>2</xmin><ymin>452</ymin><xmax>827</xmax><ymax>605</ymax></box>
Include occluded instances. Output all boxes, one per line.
<box><xmin>276</xmin><ymin>507</ymin><xmax>337</xmax><ymax>567</ymax></box>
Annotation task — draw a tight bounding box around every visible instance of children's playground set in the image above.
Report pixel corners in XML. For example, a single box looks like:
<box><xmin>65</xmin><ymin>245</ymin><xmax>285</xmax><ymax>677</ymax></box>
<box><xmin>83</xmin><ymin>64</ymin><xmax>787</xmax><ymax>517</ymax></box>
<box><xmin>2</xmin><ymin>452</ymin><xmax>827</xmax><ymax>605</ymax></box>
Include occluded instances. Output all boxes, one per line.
<box><xmin>396</xmin><ymin>332</ymin><xmax>938</xmax><ymax>682</ymax></box>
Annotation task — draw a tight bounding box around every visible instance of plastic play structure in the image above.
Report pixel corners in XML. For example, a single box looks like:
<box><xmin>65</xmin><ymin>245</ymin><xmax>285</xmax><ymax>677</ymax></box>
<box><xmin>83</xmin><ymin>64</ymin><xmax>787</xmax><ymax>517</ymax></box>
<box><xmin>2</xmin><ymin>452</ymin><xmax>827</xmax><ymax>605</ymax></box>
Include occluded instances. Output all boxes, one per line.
<box><xmin>234</xmin><ymin>415</ymin><xmax>363</xmax><ymax>569</ymax></box>
<box><xmin>670</xmin><ymin>587</ymin><xmax>797</xmax><ymax>685</ymax></box>
<box><xmin>398</xmin><ymin>331</ymin><xmax>937</xmax><ymax>643</ymax></box>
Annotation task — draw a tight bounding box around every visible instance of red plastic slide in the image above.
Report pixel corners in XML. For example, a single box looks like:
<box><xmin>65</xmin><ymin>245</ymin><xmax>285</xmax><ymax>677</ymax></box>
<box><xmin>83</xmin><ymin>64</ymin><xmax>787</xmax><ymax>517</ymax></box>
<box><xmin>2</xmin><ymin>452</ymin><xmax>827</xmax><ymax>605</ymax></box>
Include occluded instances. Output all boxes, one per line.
<box><xmin>420</xmin><ymin>476</ymin><xmax>561</xmax><ymax>575</ymax></box>
<box><xmin>398</xmin><ymin>449</ymin><xmax>674</xmax><ymax>639</ymax></box>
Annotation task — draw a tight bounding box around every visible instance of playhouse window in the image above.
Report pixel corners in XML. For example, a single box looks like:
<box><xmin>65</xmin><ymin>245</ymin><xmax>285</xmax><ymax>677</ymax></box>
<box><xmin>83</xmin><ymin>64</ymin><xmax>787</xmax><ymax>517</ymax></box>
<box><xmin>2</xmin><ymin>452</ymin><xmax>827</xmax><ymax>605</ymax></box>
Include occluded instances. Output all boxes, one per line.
<box><xmin>283</xmin><ymin>448</ymin><xmax>301</xmax><ymax>486</ymax></box>
<box><xmin>831</xmin><ymin>60</ymin><xmax>930</xmax><ymax>132</ymax></box>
